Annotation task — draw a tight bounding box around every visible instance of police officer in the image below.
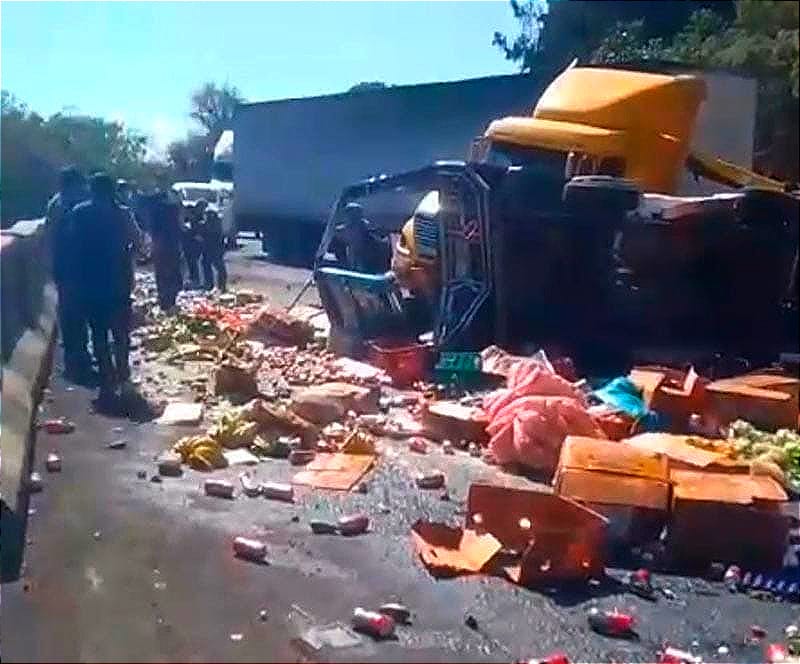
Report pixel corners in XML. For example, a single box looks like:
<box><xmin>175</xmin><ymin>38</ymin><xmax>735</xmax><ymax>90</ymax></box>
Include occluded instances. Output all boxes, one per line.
<box><xmin>45</xmin><ymin>167</ymin><xmax>92</xmax><ymax>383</ymax></box>
<box><xmin>66</xmin><ymin>172</ymin><xmax>145</xmax><ymax>407</ymax></box>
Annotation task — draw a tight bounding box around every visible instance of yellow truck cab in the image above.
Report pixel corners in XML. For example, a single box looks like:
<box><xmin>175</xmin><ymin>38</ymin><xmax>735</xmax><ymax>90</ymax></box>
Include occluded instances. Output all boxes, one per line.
<box><xmin>394</xmin><ymin>65</ymin><xmax>788</xmax><ymax>291</ymax></box>
<box><xmin>481</xmin><ymin>65</ymin><xmax>706</xmax><ymax>194</ymax></box>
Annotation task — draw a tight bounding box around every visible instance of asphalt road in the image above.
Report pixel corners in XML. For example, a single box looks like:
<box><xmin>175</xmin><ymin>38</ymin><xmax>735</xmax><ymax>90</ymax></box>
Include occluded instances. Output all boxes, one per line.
<box><xmin>3</xmin><ymin>241</ymin><xmax>798</xmax><ymax>663</ymax></box>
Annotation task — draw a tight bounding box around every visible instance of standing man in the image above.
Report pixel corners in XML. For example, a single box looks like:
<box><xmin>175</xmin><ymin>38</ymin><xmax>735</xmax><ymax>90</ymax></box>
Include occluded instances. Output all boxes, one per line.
<box><xmin>45</xmin><ymin>167</ymin><xmax>91</xmax><ymax>383</ymax></box>
<box><xmin>146</xmin><ymin>189</ymin><xmax>184</xmax><ymax>310</ymax></box>
<box><xmin>67</xmin><ymin>172</ymin><xmax>145</xmax><ymax>407</ymax></box>
<box><xmin>181</xmin><ymin>199</ymin><xmax>205</xmax><ymax>288</ymax></box>
<box><xmin>199</xmin><ymin>208</ymin><xmax>228</xmax><ymax>291</ymax></box>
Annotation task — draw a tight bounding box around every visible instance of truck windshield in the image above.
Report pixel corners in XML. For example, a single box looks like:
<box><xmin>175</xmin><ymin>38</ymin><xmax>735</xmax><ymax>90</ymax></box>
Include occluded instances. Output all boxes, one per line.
<box><xmin>181</xmin><ymin>187</ymin><xmax>218</xmax><ymax>203</ymax></box>
<box><xmin>485</xmin><ymin>142</ymin><xmax>567</xmax><ymax>179</ymax></box>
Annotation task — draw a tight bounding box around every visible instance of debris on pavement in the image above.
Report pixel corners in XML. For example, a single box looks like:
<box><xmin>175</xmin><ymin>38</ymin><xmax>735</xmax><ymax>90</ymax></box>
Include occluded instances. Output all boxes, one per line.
<box><xmin>410</xmin><ymin>520</ymin><xmax>502</xmax><ymax>577</ymax></box>
<box><xmin>45</xmin><ymin>452</ymin><xmax>62</xmax><ymax>473</ymax></box>
<box><xmin>290</xmin><ymin>382</ymin><xmax>379</xmax><ymax>426</ymax></box>
<box><xmin>586</xmin><ymin>607</ymin><xmax>636</xmax><ymax>638</ymax></box>
<box><xmin>467</xmin><ymin>483</ymin><xmax>607</xmax><ymax>586</ymax></box>
<box><xmin>415</xmin><ymin>470</ymin><xmax>445</xmax><ymax>489</ymax></box>
<box><xmin>222</xmin><ymin>448</ymin><xmax>259</xmax><ymax>466</ymax></box>
<box><xmin>292</xmin><ymin>452</ymin><xmax>375</xmax><ymax>491</ymax></box>
<box><xmin>232</xmin><ymin>536</ymin><xmax>268</xmax><ymax>563</ymax></box>
<box><xmin>422</xmin><ymin>400</ymin><xmax>489</xmax><ymax>445</ymax></box>
<box><xmin>157</xmin><ymin>452</ymin><xmax>183</xmax><ymax>477</ymax></box>
<box><xmin>351</xmin><ymin>607</ymin><xmax>395</xmax><ymax>639</ymax></box>
<box><xmin>172</xmin><ymin>435</ymin><xmax>226</xmax><ymax>471</ymax></box>
<box><xmin>260</xmin><ymin>481</ymin><xmax>294</xmax><ymax>502</ymax></box>
<box><xmin>288</xmin><ymin>449</ymin><xmax>316</xmax><ymax>466</ymax></box>
<box><xmin>378</xmin><ymin>602</ymin><xmax>411</xmax><ymax>624</ymax></box>
<box><xmin>42</xmin><ymin>418</ymin><xmax>75</xmax><ymax>434</ymax></box>
<box><xmin>239</xmin><ymin>472</ymin><xmax>261</xmax><ymax>497</ymax></box>
<box><xmin>338</xmin><ymin>513</ymin><xmax>369</xmax><ymax>536</ymax></box>
<box><xmin>310</xmin><ymin>520</ymin><xmax>338</xmax><ymax>534</ymax></box>
<box><xmin>484</xmin><ymin>361</ymin><xmax>603</xmax><ymax>474</ymax></box>
<box><xmin>204</xmin><ymin>479</ymin><xmax>235</xmax><ymax>499</ymax></box>
<box><xmin>156</xmin><ymin>402</ymin><xmax>204</xmax><ymax>426</ymax></box>
<box><xmin>27</xmin><ymin>471</ymin><xmax>44</xmax><ymax>492</ymax></box>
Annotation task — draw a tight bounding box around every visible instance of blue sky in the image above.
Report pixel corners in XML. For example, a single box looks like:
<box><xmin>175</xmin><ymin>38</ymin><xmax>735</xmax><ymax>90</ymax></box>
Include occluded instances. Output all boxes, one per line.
<box><xmin>1</xmin><ymin>1</ymin><xmax>522</xmax><ymax>155</ymax></box>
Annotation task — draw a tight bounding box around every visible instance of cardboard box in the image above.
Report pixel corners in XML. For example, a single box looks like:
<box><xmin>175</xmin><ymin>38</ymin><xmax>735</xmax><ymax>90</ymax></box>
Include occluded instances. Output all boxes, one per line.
<box><xmin>554</xmin><ymin>436</ymin><xmax>670</xmax><ymax>545</ymax></box>
<box><xmin>705</xmin><ymin>372</ymin><xmax>799</xmax><ymax>431</ymax></box>
<box><xmin>668</xmin><ymin>469</ymin><xmax>789</xmax><ymax>570</ymax></box>
<box><xmin>422</xmin><ymin>401</ymin><xmax>489</xmax><ymax>445</ymax></box>
<box><xmin>624</xmin><ymin>432</ymin><xmax>750</xmax><ymax>474</ymax></box>
<box><xmin>467</xmin><ymin>483</ymin><xmax>607</xmax><ymax>586</ymax></box>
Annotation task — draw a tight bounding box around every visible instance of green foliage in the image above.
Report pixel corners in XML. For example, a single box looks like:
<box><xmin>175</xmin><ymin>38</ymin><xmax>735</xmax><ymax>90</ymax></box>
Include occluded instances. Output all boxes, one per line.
<box><xmin>492</xmin><ymin>0</ymin><xmax>547</xmax><ymax>72</ymax></box>
<box><xmin>590</xmin><ymin>1</ymin><xmax>799</xmax><ymax>180</ymax></box>
<box><xmin>1</xmin><ymin>92</ymin><xmax>160</xmax><ymax>225</ymax></box>
<box><xmin>590</xmin><ymin>19</ymin><xmax>667</xmax><ymax>64</ymax></box>
<box><xmin>347</xmin><ymin>82</ymin><xmax>389</xmax><ymax>93</ymax></box>
<box><xmin>168</xmin><ymin>82</ymin><xmax>244</xmax><ymax>181</ymax></box>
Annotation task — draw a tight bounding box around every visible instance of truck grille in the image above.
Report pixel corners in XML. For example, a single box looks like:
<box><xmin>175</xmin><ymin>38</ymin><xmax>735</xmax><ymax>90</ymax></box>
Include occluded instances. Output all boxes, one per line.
<box><xmin>414</xmin><ymin>218</ymin><xmax>439</xmax><ymax>259</ymax></box>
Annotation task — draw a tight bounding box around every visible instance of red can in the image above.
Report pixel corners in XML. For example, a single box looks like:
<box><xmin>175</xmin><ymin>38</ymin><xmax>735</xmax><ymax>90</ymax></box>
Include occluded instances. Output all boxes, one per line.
<box><xmin>352</xmin><ymin>607</ymin><xmax>395</xmax><ymax>639</ymax></box>
<box><xmin>587</xmin><ymin>608</ymin><xmax>635</xmax><ymax>637</ymax></box>
<box><xmin>766</xmin><ymin>643</ymin><xmax>789</xmax><ymax>663</ymax></box>
<box><xmin>408</xmin><ymin>437</ymin><xmax>428</xmax><ymax>454</ymax></box>
<box><xmin>43</xmin><ymin>419</ymin><xmax>75</xmax><ymax>434</ymax></box>
<box><xmin>338</xmin><ymin>513</ymin><xmax>369</xmax><ymax>536</ymax></box>
<box><xmin>233</xmin><ymin>536</ymin><xmax>267</xmax><ymax>562</ymax></box>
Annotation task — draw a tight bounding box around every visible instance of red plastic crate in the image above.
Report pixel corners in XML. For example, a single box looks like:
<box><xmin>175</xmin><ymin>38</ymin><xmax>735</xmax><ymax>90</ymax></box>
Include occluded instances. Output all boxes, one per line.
<box><xmin>367</xmin><ymin>340</ymin><xmax>433</xmax><ymax>387</ymax></box>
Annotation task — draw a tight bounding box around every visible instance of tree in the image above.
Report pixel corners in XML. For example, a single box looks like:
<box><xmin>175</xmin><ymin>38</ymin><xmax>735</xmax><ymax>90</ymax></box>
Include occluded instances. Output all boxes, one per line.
<box><xmin>189</xmin><ymin>82</ymin><xmax>244</xmax><ymax>144</ymax></box>
<box><xmin>492</xmin><ymin>0</ymin><xmax>547</xmax><ymax>72</ymax></box>
<box><xmin>1</xmin><ymin>91</ymin><xmax>161</xmax><ymax>226</ymax></box>
<box><xmin>347</xmin><ymin>82</ymin><xmax>389</xmax><ymax>93</ymax></box>
<box><xmin>591</xmin><ymin>1</ymin><xmax>799</xmax><ymax>180</ymax></box>
<box><xmin>493</xmin><ymin>0</ymin><xmax>735</xmax><ymax>72</ymax></box>
<box><xmin>166</xmin><ymin>81</ymin><xmax>245</xmax><ymax>182</ymax></box>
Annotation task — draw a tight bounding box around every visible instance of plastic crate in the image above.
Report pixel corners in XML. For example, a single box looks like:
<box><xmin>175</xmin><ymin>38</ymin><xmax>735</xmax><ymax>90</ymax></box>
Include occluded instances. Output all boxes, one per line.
<box><xmin>367</xmin><ymin>340</ymin><xmax>433</xmax><ymax>387</ymax></box>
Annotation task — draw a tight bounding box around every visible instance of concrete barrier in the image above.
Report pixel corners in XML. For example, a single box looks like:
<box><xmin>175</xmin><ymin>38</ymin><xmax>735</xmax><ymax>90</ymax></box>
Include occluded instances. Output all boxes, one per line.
<box><xmin>1</xmin><ymin>218</ymin><xmax>58</xmax><ymax>581</ymax></box>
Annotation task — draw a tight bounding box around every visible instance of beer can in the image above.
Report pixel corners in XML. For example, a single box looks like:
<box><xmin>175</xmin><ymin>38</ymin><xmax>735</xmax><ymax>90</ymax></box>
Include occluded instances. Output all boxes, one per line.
<box><xmin>378</xmin><ymin>602</ymin><xmax>410</xmax><ymax>624</ymax></box>
<box><xmin>352</xmin><ymin>607</ymin><xmax>394</xmax><ymax>639</ymax></box>
<box><xmin>310</xmin><ymin>520</ymin><xmax>338</xmax><ymax>534</ymax></box>
<box><xmin>338</xmin><ymin>513</ymin><xmax>369</xmax><ymax>536</ymax></box>
<box><xmin>260</xmin><ymin>482</ymin><xmax>294</xmax><ymax>502</ymax></box>
<box><xmin>416</xmin><ymin>470</ymin><xmax>445</xmax><ymax>490</ymax></box>
<box><xmin>289</xmin><ymin>449</ymin><xmax>315</xmax><ymax>466</ymax></box>
<box><xmin>45</xmin><ymin>452</ymin><xmax>62</xmax><ymax>473</ymax></box>
<box><xmin>408</xmin><ymin>437</ymin><xmax>428</xmax><ymax>454</ymax></box>
<box><xmin>233</xmin><ymin>536</ymin><xmax>267</xmax><ymax>562</ymax></box>
<box><xmin>239</xmin><ymin>473</ymin><xmax>261</xmax><ymax>497</ymax></box>
<box><xmin>205</xmin><ymin>479</ymin><xmax>235</xmax><ymax>499</ymax></box>
<box><xmin>158</xmin><ymin>453</ymin><xmax>182</xmax><ymax>477</ymax></box>
<box><xmin>28</xmin><ymin>471</ymin><xmax>44</xmax><ymax>492</ymax></box>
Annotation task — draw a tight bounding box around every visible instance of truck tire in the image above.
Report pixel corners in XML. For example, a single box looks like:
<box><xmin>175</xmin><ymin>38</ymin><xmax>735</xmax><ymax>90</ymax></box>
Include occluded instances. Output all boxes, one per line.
<box><xmin>562</xmin><ymin>176</ymin><xmax>641</xmax><ymax>216</ymax></box>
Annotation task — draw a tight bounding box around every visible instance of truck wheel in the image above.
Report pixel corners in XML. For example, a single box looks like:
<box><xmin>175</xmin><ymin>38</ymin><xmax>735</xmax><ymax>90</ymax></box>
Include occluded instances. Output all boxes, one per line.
<box><xmin>563</xmin><ymin>176</ymin><xmax>641</xmax><ymax>216</ymax></box>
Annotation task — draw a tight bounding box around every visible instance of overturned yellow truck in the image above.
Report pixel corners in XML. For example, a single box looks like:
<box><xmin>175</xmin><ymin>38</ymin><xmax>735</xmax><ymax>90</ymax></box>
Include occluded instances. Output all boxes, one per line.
<box><xmin>315</xmin><ymin>65</ymin><xmax>798</xmax><ymax>370</ymax></box>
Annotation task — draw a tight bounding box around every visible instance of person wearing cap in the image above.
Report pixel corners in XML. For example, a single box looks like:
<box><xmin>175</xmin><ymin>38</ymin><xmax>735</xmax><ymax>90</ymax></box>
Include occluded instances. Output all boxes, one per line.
<box><xmin>199</xmin><ymin>208</ymin><xmax>228</xmax><ymax>291</ymax></box>
<box><xmin>331</xmin><ymin>202</ymin><xmax>390</xmax><ymax>273</ymax></box>
<box><xmin>45</xmin><ymin>166</ymin><xmax>92</xmax><ymax>383</ymax></box>
<box><xmin>66</xmin><ymin>172</ymin><xmax>145</xmax><ymax>407</ymax></box>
